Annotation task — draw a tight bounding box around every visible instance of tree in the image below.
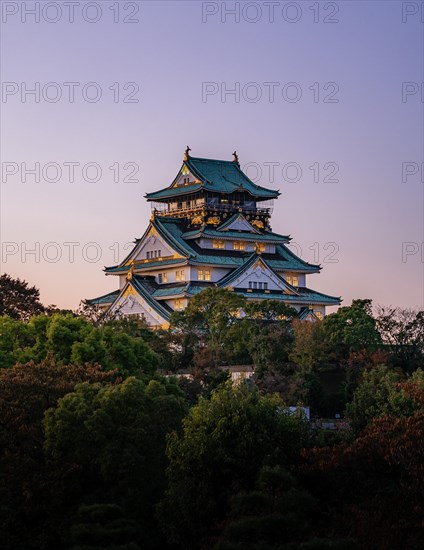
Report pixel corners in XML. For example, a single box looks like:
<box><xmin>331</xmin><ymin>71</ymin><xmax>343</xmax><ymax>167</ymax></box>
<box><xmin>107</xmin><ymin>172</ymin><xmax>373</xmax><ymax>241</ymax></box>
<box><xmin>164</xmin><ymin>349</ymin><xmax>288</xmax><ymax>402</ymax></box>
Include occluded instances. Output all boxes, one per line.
<box><xmin>0</xmin><ymin>273</ymin><xmax>45</xmax><ymax>321</ymax></box>
<box><xmin>69</xmin><ymin>503</ymin><xmax>142</xmax><ymax>550</ymax></box>
<box><xmin>158</xmin><ymin>382</ymin><xmax>308</xmax><ymax>548</ymax></box>
<box><xmin>306</xmin><ymin>380</ymin><xmax>424</xmax><ymax>549</ymax></box>
<box><xmin>345</xmin><ymin>365</ymin><xmax>402</xmax><ymax>434</ymax></box>
<box><xmin>290</xmin><ymin>318</ymin><xmax>329</xmax><ymax>371</ymax></box>
<box><xmin>345</xmin><ymin>366</ymin><xmax>424</xmax><ymax>434</ymax></box>
<box><xmin>215</xmin><ymin>465</ymin><xmax>357</xmax><ymax>550</ymax></box>
<box><xmin>0</xmin><ymin>359</ymin><xmax>115</xmax><ymax>550</ymax></box>
<box><xmin>322</xmin><ymin>300</ymin><xmax>381</xmax><ymax>360</ymax></box>
<box><xmin>170</xmin><ymin>288</ymin><xmax>246</xmax><ymax>367</ymax></box>
<box><xmin>44</xmin><ymin>376</ymin><xmax>188</xmax><ymax>549</ymax></box>
<box><xmin>0</xmin><ymin>313</ymin><xmax>159</xmax><ymax>377</ymax></box>
<box><xmin>376</xmin><ymin>306</ymin><xmax>424</xmax><ymax>373</ymax></box>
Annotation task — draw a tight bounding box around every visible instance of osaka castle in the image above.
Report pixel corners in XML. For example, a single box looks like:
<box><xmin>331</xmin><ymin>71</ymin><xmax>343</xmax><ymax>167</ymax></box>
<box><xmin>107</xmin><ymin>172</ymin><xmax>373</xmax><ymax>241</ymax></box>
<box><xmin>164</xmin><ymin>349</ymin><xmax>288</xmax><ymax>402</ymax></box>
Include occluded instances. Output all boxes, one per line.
<box><xmin>88</xmin><ymin>148</ymin><xmax>341</xmax><ymax>328</ymax></box>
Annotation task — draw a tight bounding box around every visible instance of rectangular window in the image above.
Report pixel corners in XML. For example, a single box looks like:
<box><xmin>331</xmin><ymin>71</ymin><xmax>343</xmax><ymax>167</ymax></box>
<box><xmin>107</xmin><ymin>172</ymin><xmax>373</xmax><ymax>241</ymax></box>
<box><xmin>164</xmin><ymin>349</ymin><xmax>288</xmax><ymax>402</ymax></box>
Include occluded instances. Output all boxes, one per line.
<box><xmin>248</xmin><ymin>282</ymin><xmax>252</xmax><ymax>289</ymax></box>
<box><xmin>174</xmin><ymin>299</ymin><xmax>183</xmax><ymax>311</ymax></box>
<box><xmin>198</xmin><ymin>270</ymin><xmax>204</xmax><ymax>281</ymax></box>
<box><xmin>258</xmin><ymin>282</ymin><xmax>263</xmax><ymax>290</ymax></box>
<box><xmin>286</xmin><ymin>275</ymin><xmax>292</xmax><ymax>285</ymax></box>
<box><xmin>181</xmin><ymin>270</ymin><xmax>185</xmax><ymax>281</ymax></box>
<box><xmin>158</xmin><ymin>273</ymin><xmax>163</xmax><ymax>284</ymax></box>
<box><xmin>205</xmin><ymin>270</ymin><xmax>211</xmax><ymax>281</ymax></box>
<box><xmin>158</xmin><ymin>250</ymin><xmax>161</xmax><ymax>258</ymax></box>
<box><xmin>213</xmin><ymin>240</ymin><xmax>225</xmax><ymax>249</ymax></box>
<box><xmin>176</xmin><ymin>270</ymin><xmax>180</xmax><ymax>282</ymax></box>
<box><xmin>264</xmin><ymin>282</ymin><xmax>268</xmax><ymax>290</ymax></box>
<box><xmin>292</xmin><ymin>276</ymin><xmax>298</xmax><ymax>287</ymax></box>
<box><xmin>253</xmin><ymin>282</ymin><xmax>258</xmax><ymax>290</ymax></box>
<box><xmin>315</xmin><ymin>311</ymin><xmax>323</xmax><ymax>320</ymax></box>
<box><xmin>233</xmin><ymin>241</ymin><xmax>245</xmax><ymax>251</ymax></box>
<box><xmin>147</xmin><ymin>251</ymin><xmax>151</xmax><ymax>259</ymax></box>
<box><xmin>258</xmin><ymin>243</ymin><xmax>266</xmax><ymax>253</ymax></box>
<box><xmin>163</xmin><ymin>272</ymin><xmax>167</xmax><ymax>283</ymax></box>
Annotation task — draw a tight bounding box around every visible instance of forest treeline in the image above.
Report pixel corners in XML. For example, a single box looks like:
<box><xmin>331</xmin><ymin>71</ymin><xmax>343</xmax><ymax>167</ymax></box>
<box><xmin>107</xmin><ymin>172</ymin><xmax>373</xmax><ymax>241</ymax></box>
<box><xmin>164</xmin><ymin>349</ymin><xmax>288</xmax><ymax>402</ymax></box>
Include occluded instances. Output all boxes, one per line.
<box><xmin>1</xmin><ymin>273</ymin><xmax>424</xmax><ymax>549</ymax></box>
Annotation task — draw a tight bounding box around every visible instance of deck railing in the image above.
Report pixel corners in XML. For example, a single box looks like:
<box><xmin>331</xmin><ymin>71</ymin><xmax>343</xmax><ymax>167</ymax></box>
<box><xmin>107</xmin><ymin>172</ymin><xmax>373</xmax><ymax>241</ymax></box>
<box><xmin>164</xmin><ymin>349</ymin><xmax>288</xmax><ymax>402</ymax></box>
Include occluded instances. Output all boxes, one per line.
<box><xmin>152</xmin><ymin>203</ymin><xmax>272</xmax><ymax>216</ymax></box>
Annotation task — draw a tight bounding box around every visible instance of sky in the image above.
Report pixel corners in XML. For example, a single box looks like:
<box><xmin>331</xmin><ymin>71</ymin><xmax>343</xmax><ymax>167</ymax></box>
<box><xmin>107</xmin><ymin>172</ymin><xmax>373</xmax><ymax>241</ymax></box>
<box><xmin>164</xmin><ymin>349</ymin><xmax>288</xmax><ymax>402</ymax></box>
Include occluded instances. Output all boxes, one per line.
<box><xmin>1</xmin><ymin>0</ymin><xmax>423</xmax><ymax>312</ymax></box>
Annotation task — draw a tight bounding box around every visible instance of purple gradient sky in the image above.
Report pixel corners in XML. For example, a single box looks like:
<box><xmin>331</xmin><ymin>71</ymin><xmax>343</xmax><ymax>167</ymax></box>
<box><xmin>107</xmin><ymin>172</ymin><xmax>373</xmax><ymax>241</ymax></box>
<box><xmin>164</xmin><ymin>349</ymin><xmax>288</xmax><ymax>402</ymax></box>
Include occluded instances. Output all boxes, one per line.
<box><xmin>1</xmin><ymin>0</ymin><xmax>423</xmax><ymax>311</ymax></box>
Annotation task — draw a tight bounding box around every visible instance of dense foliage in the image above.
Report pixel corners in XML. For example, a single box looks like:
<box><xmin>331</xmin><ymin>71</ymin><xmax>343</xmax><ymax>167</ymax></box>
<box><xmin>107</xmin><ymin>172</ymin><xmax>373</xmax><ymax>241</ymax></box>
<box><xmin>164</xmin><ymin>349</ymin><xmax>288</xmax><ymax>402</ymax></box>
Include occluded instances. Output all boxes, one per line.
<box><xmin>1</xmin><ymin>275</ymin><xmax>424</xmax><ymax>549</ymax></box>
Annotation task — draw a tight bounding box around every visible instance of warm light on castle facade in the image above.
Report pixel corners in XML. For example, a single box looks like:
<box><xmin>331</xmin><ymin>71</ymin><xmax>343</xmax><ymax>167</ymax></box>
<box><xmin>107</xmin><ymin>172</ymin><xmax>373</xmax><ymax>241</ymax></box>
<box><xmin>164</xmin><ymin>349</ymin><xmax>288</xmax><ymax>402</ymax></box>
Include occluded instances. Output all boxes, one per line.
<box><xmin>88</xmin><ymin>149</ymin><xmax>341</xmax><ymax>328</ymax></box>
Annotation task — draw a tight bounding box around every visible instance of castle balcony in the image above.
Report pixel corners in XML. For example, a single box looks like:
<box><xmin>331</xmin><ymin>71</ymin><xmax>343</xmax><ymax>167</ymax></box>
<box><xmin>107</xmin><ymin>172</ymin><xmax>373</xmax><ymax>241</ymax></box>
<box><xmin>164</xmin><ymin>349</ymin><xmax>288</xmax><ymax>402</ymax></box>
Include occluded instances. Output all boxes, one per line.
<box><xmin>151</xmin><ymin>200</ymin><xmax>274</xmax><ymax>218</ymax></box>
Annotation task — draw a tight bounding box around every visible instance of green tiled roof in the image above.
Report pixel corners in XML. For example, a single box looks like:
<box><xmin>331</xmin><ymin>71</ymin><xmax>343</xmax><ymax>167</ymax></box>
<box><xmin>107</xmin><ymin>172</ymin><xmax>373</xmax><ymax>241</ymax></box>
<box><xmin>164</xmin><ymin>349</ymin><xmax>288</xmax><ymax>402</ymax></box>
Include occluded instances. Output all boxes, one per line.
<box><xmin>105</xmin><ymin>257</ymin><xmax>186</xmax><ymax>274</ymax></box>
<box><xmin>234</xmin><ymin>287</ymin><xmax>340</xmax><ymax>305</ymax></box>
<box><xmin>87</xmin><ymin>289</ymin><xmax>120</xmax><ymax>306</ymax></box>
<box><xmin>182</xmin><ymin>227</ymin><xmax>290</xmax><ymax>243</ymax></box>
<box><xmin>145</xmin><ymin>156</ymin><xmax>279</xmax><ymax>201</ymax></box>
<box><xmin>130</xmin><ymin>277</ymin><xmax>172</xmax><ymax>320</ymax></box>
<box><xmin>152</xmin><ymin>285</ymin><xmax>188</xmax><ymax>298</ymax></box>
<box><xmin>105</xmin><ymin>218</ymin><xmax>319</xmax><ymax>274</ymax></box>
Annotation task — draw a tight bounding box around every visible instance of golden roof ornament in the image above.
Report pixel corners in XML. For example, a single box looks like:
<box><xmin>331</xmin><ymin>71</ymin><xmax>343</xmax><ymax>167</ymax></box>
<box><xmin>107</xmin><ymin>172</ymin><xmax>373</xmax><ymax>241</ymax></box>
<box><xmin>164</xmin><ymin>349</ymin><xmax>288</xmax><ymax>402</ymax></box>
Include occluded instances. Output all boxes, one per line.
<box><xmin>184</xmin><ymin>146</ymin><xmax>191</xmax><ymax>161</ymax></box>
<box><xmin>233</xmin><ymin>151</ymin><xmax>240</xmax><ymax>166</ymax></box>
<box><xmin>126</xmin><ymin>260</ymin><xmax>135</xmax><ymax>280</ymax></box>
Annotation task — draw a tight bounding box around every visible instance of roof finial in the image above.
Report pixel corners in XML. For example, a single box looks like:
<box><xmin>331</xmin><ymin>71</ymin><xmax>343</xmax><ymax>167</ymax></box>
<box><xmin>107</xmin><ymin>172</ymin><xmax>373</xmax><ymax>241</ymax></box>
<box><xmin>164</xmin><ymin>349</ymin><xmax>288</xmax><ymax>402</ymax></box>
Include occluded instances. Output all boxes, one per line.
<box><xmin>233</xmin><ymin>151</ymin><xmax>240</xmax><ymax>166</ymax></box>
<box><xmin>184</xmin><ymin>146</ymin><xmax>191</xmax><ymax>161</ymax></box>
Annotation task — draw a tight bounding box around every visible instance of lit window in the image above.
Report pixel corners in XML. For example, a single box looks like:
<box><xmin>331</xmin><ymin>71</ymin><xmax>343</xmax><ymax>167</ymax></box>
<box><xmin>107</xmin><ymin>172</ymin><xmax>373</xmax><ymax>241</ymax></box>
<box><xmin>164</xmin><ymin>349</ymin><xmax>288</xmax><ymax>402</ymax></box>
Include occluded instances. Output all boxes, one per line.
<box><xmin>181</xmin><ymin>270</ymin><xmax>185</xmax><ymax>281</ymax></box>
<box><xmin>176</xmin><ymin>271</ymin><xmax>180</xmax><ymax>282</ymax></box>
<box><xmin>292</xmin><ymin>276</ymin><xmax>298</xmax><ymax>287</ymax></box>
<box><xmin>286</xmin><ymin>275</ymin><xmax>292</xmax><ymax>285</ymax></box>
<box><xmin>158</xmin><ymin>272</ymin><xmax>167</xmax><ymax>284</ymax></box>
<box><xmin>198</xmin><ymin>270</ymin><xmax>204</xmax><ymax>281</ymax></box>
<box><xmin>315</xmin><ymin>311</ymin><xmax>323</xmax><ymax>320</ymax></box>
<box><xmin>256</xmin><ymin>243</ymin><xmax>266</xmax><ymax>253</ymax></box>
<box><xmin>233</xmin><ymin>241</ymin><xmax>245</xmax><ymax>251</ymax></box>
<box><xmin>163</xmin><ymin>272</ymin><xmax>167</xmax><ymax>283</ymax></box>
<box><xmin>174</xmin><ymin>299</ymin><xmax>184</xmax><ymax>311</ymax></box>
<box><xmin>213</xmin><ymin>240</ymin><xmax>225</xmax><ymax>249</ymax></box>
<box><xmin>205</xmin><ymin>270</ymin><xmax>211</xmax><ymax>281</ymax></box>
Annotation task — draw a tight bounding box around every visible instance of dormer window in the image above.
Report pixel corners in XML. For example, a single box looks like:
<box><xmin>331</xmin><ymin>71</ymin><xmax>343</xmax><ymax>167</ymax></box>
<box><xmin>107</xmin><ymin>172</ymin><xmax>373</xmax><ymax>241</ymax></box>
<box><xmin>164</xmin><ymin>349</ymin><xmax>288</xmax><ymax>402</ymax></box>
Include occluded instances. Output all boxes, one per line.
<box><xmin>198</xmin><ymin>269</ymin><xmax>211</xmax><ymax>281</ymax></box>
<box><xmin>286</xmin><ymin>275</ymin><xmax>298</xmax><ymax>287</ymax></box>
<box><xmin>212</xmin><ymin>240</ymin><xmax>225</xmax><ymax>249</ymax></box>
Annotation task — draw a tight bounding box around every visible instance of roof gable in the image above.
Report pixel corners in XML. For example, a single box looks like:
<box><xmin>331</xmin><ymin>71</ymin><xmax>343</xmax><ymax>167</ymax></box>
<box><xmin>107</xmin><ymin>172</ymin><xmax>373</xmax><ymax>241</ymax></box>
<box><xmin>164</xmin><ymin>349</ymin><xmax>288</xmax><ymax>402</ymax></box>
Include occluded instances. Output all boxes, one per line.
<box><xmin>170</xmin><ymin>163</ymin><xmax>201</xmax><ymax>189</ymax></box>
<box><xmin>118</xmin><ymin>223</ymin><xmax>184</xmax><ymax>268</ymax></box>
<box><xmin>108</xmin><ymin>280</ymin><xmax>171</xmax><ymax>326</ymax></box>
<box><xmin>218</xmin><ymin>213</ymin><xmax>260</xmax><ymax>233</ymax></box>
<box><xmin>217</xmin><ymin>254</ymin><xmax>298</xmax><ymax>294</ymax></box>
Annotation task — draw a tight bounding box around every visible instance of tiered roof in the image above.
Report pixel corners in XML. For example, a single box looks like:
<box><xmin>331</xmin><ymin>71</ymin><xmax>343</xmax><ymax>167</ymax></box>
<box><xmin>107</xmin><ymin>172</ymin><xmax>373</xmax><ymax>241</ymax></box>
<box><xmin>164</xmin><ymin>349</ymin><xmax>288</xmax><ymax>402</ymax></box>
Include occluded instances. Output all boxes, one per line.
<box><xmin>145</xmin><ymin>156</ymin><xmax>280</xmax><ymax>201</ymax></box>
<box><xmin>88</xmin><ymin>151</ymin><xmax>341</xmax><ymax>317</ymax></box>
<box><xmin>104</xmin><ymin>216</ymin><xmax>319</xmax><ymax>274</ymax></box>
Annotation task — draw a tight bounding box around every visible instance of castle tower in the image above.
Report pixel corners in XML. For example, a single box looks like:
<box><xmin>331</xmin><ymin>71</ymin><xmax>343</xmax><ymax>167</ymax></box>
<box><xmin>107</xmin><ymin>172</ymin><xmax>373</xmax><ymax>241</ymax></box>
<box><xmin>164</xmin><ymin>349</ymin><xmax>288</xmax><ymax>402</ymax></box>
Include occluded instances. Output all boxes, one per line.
<box><xmin>88</xmin><ymin>149</ymin><xmax>340</xmax><ymax>328</ymax></box>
